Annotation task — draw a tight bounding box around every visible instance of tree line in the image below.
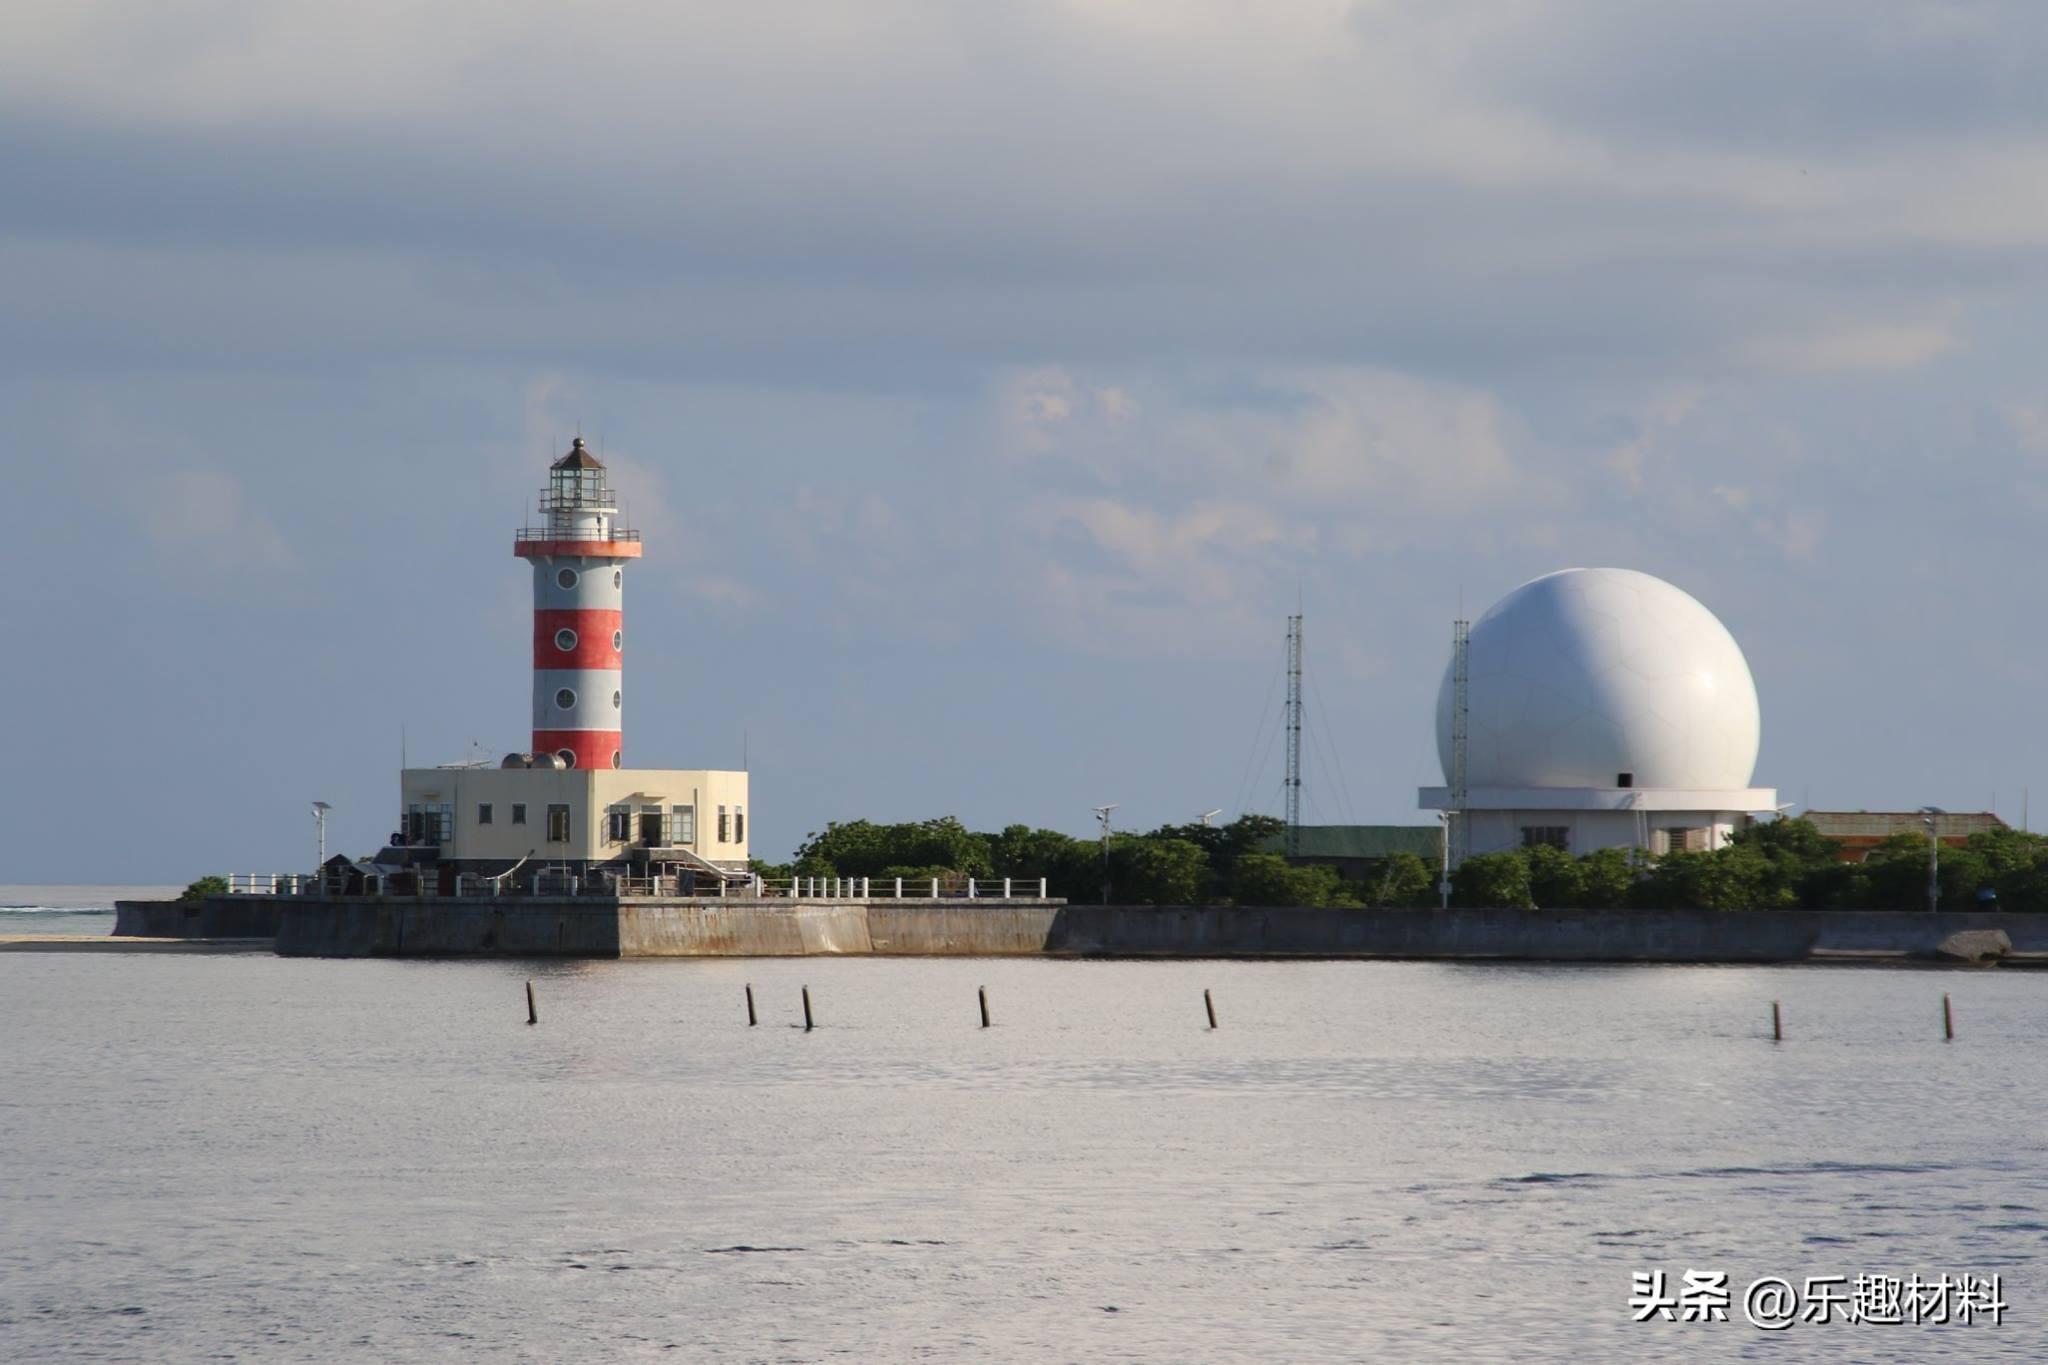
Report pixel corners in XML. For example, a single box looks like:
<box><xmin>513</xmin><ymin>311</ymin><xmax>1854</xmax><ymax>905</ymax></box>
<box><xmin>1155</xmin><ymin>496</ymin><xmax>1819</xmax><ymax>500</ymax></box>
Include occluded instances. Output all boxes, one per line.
<box><xmin>1453</xmin><ymin>818</ymin><xmax>2048</xmax><ymax>913</ymax></box>
<box><xmin>754</xmin><ymin>814</ymin><xmax>1419</xmax><ymax>907</ymax></box>
<box><xmin>760</xmin><ymin>815</ymin><xmax>2048</xmax><ymax>911</ymax></box>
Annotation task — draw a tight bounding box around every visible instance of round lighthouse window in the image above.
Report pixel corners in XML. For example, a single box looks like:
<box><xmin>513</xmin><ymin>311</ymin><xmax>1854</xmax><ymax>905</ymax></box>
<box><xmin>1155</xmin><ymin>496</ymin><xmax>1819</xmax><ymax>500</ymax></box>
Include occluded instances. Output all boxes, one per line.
<box><xmin>612</xmin><ymin>689</ymin><xmax>622</xmax><ymax>710</ymax></box>
<box><xmin>557</xmin><ymin>568</ymin><xmax>579</xmax><ymax>590</ymax></box>
<box><xmin>611</xmin><ymin>750</ymin><xmax>622</xmax><ymax>768</ymax></box>
<box><xmin>554</xmin><ymin>628</ymin><xmax>577</xmax><ymax>653</ymax></box>
<box><xmin>557</xmin><ymin>749</ymin><xmax>577</xmax><ymax>769</ymax></box>
<box><xmin>555</xmin><ymin>687</ymin><xmax>576</xmax><ymax>710</ymax></box>
<box><xmin>613</xmin><ymin>570</ymin><xmax>622</xmax><ymax>589</ymax></box>
<box><xmin>612</xmin><ymin>629</ymin><xmax>622</xmax><ymax>651</ymax></box>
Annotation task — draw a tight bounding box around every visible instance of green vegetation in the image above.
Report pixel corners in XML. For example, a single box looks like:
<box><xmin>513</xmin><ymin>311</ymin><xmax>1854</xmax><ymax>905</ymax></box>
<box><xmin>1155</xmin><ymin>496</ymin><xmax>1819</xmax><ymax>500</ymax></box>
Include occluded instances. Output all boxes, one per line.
<box><xmin>178</xmin><ymin>875</ymin><xmax>228</xmax><ymax>904</ymax></box>
<box><xmin>1447</xmin><ymin>819</ymin><xmax>2048</xmax><ymax>910</ymax></box>
<box><xmin>766</xmin><ymin>814</ymin><xmax>1438</xmax><ymax>907</ymax></box>
<box><xmin>761</xmin><ymin>814</ymin><xmax>2048</xmax><ymax>910</ymax></box>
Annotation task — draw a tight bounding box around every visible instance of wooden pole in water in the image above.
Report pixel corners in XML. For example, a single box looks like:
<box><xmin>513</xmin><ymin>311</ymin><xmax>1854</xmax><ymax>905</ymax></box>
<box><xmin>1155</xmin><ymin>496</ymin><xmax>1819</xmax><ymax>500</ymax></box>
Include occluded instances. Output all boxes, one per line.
<box><xmin>1772</xmin><ymin>1000</ymin><xmax>1782</xmax><ymax>1042</ymax></box>
<box><xmin>1944</xmin><ymin>993</ymin><xmax>1954</xmax><ymax>1041</ymax></box>
<box><xmin>802</xmin><ymin>986</ymin><xmax>814</xmax><ymax>1032</ymax></box>
<box><xmin>979</xmin><ymin>986</ymin><xmax>990</xmax><ymax>1029</ymax></box>
<box><xmin>1204</xmin><ymin>988</ymin><xmax>1217</xmax><ymax>1030</ymax></box>
<box><xmin>745</xmin><ymin>983</ymin><xmax>757</xmax><ymax>1027</ymax></box>
<box><xmin>526</xmin><ymin>980</ymin><xmax>537</xmax><ymax>1026</ymax></box>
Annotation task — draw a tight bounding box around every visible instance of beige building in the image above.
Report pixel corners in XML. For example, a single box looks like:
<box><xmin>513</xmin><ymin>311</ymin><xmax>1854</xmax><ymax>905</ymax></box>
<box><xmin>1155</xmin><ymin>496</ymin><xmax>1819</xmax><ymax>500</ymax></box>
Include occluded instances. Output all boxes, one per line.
<box><xmin>398</xmin><ymin>766</ymin><xmax>750</xmax><ymax>876</ymax></box>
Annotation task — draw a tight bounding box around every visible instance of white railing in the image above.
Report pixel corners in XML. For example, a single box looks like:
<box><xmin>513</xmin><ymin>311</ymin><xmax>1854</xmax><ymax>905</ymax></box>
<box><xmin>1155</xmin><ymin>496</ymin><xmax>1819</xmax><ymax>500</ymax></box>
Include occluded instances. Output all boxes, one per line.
<box><xmin>762</xmin><ymin>876</ymin><xmax>1049</xmax><ymax>901</ymax></box>
<box><xmin>220</xmin><ymin>871</ymin><xmax>1053</xmax><ymax>901</ymax></box>
<box><xmin>225</xmin><ymin>873</ymin><xmax>321</xmax><ymax>896</ymax></box>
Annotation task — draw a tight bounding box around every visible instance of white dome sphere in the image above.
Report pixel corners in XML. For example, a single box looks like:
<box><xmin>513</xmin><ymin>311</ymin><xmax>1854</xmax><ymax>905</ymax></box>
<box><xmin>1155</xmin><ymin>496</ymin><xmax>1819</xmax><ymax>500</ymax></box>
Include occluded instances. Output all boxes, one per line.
<box><xmin>1436</xmin><ymin>568</ymin><xmax>1761</xmax><ymax>790</ymax></box>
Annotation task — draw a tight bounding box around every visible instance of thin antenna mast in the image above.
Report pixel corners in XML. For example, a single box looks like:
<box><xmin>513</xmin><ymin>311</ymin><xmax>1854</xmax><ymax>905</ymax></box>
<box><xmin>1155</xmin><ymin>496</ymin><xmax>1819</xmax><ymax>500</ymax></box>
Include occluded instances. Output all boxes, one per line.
<box><xmin>1450</xmin><ymin>617</ymin><xmax>1470</xmax><ymax>864</ymax></box>
<box><xmin>1285</xmin><ymin>613</ymin><xmax>1304</xmax><ymax>856</ymax></box>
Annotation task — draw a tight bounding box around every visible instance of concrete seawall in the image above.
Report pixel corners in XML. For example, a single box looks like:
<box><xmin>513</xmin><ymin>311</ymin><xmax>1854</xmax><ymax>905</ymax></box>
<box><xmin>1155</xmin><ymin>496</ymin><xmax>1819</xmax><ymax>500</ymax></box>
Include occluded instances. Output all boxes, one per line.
<box><xmin>116</xmin><ymin>899</ymin><xmax>284</xmax><ymax>939</ymax></box>
<box><xmin>262</xmin><ymin>896</ymin><xmax>2048</xmax><ymax>960</ymax></box>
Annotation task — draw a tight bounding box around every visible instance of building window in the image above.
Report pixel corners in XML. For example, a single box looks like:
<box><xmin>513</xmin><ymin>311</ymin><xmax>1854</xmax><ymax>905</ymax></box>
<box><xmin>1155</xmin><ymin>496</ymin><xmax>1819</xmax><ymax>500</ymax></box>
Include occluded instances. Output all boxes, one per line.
<box><xmin>734</xmin><ymin>804</ymin><xmax>745</xmax><ymax>843</ymax></box>
<box><xmin>555</xmin><ymin>628</ymin><xmax>578</xmax><ymax>652</ymax></box>
<box><xmin>511</xmin><ymin>803</ymin><xmax>527</xmax><ymax>825</ymax></box>
<box><xmin>1655</xmin><ymin>826</ymin><xmax>1709</xmax><ymax>856</ymax></box>
<box><xmin>557</xmin><ymin>568</ymin><xmax>579</xmax><ymax>590</ymax></box>
<box><xmin>1521</xmin><ymin>826</ymin><xmax>1569</xmax><ymax>851</ymax></box>
<box><xmin>405</xmin><ymin>803</ymin><xmax>452</xmax><ymax>847</ymax></box>
<box><xmin>718</xmin><ymin>805</ymin><xmax>730</xmax><ymax>843</ymax></box>
<box><xmin>612</xmin><ymin>629</ymin><xmax>622</xmax><ymax>651</ymax></box>
<box><xmin>478</xmin><ymin>803</ymin><xmax>493</xmax><ymax>825</ymax></box>
<box><xmin>403</xmin><ymin>802</ymin><xmax>452</xmax><ymax>843</ymax></box>
<box><xmin>639</xmin><ymin>805</ymin><xmax>664</xmax><ymax>845</ymax></box>
<box><xmin>546</xmin><ymin>804</ymin><xmax>572</xmax><ymax>843</ymax></box>
<box><xmin>556</xmin><ymin>748</ymin><xmax>576</xmax><ymax>769</ymax></box>
<box><xmin>555</xmin><ymin>687</ymin><xmax>576</xmax><ymax>710</ymax></box>
<box><xmin>606</xmin><ymin>805</ymin><xmax>631</xmax><ymax>844</ymax></box>
<box><xmin>675</xmin><ymin>804</ymin><xmax>696</xmax><ymax>844</ymax></box>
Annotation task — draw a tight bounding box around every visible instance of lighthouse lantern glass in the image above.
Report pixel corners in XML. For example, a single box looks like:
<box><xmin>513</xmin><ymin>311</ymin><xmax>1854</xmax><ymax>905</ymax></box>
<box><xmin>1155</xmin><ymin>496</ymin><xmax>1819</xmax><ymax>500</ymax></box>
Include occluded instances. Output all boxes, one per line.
<box><xmin>549</xmin><ymin>467</ymin><xmax>607</xmax><ymax>510</ymax></box>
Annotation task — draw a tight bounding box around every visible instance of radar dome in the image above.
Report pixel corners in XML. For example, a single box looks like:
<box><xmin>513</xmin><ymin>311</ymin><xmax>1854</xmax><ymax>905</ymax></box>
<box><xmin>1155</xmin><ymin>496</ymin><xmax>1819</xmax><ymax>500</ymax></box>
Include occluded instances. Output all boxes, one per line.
<box><xmin>1437</xmin><ymin>568</ymin><xmax>1761</xmax><ymax>790</ymax></box>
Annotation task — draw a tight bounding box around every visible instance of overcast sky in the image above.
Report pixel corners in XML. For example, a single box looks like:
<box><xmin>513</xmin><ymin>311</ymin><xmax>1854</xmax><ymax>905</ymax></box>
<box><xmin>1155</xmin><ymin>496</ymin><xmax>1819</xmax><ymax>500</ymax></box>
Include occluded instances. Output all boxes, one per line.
<box><xmin>7</xmin><ymin>1</ymin><xmax>2048</xmax><ymax>880</ymax></box>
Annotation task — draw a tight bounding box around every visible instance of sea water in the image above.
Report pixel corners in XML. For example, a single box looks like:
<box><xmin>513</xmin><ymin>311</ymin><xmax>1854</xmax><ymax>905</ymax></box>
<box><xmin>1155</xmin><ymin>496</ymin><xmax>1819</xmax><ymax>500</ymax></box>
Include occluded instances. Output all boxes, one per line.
<box><xmin>2</xmin><ymin>947</ymin><xmax>2042</xmax><ymax>1360</ymax></box>
<box><xmin>0</xmin><ymin>885</ymin><xmax>177</xmax><ymax>937</ymax></box>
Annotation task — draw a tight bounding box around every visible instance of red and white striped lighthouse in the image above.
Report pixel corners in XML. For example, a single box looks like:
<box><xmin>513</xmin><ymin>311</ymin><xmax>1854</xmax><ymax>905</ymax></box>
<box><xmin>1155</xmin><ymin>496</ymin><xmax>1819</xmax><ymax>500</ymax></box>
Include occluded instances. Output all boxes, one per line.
<box><xmin>513</xmin><ymin>439</ymin><xmax>641</xmax><ymax>770</ymax></box>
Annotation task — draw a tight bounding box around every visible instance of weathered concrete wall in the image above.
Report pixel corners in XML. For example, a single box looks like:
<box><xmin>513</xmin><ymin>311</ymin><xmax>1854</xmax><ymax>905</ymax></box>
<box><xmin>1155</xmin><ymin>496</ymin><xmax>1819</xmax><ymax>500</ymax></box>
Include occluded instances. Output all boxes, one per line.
<box><xmin>619</xmin><ymin>902</ymin><xmax>873</xmax><ymax>956</ymax></box>
<box><xmin>867</xmin><ymin>903</ymin><xmax>1060</xmax><ymax>954</ymax></box>
<box><xmin>275</xmin><ymin>900</ymin><xmax>624</xmax><ymax>957</ymax></box>
<box><xmin>264</xmin><ymin>897</ymin><xmax>2048</xmax><ymax>960</ymax></box>
<box><xmin>115</xmin><ymin>899</ymin><xmax>283</xmax><ymax>939</ymax></box>
<box><xmin>1046</xmin><ymin>906</ymin><xmax>2048</xmax><ymax>959</ymax></box>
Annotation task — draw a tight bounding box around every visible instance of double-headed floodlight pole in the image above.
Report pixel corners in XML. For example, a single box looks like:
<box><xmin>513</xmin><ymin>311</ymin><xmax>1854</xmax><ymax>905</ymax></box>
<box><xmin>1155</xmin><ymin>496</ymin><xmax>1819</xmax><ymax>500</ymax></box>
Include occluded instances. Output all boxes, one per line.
<box><xmin>1093</xmin><ymin>804</ymin><xmax>1119</xmax><ymax>906</ymax></box>
<box><xmin>1920</xmin><ymin>806</ymin><xmax>1945</xmax><ymax>914</ymax></box>
<box><xmin>312</xmin><ymin>800</ymin><xmax>333</xmax><ymax>871</ymax></box>
<box><xmin>1198</xmin><ymin>809</ymin><xmax>1223</xmax><ymax>827</ymax></box>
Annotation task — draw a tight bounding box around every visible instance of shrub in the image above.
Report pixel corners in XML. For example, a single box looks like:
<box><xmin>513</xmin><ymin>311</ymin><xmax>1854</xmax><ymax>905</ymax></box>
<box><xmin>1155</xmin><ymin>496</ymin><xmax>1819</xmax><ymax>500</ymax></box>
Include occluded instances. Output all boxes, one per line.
<box><xmin>1451</xmin><ymin>851</ymin><xmax>1534</xmax><ymax>909</ymax></box>
<box><xmin>178</xmin><ymin>875</ymin><xmax>227</xmax><ymax>904</ymax></box>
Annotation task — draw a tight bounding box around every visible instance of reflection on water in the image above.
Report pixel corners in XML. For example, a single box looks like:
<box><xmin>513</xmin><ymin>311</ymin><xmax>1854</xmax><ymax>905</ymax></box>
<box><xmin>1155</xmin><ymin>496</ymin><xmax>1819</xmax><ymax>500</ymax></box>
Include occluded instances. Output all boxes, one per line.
<box><xmin>3</xmin><ymin>956</ymin><xmax>2042</xmax><ymax>1361</ymax></box>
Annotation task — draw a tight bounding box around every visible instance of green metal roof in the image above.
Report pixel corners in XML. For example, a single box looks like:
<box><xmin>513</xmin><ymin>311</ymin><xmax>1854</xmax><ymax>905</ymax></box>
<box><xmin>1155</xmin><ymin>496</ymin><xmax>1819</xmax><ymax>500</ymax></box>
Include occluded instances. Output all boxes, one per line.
<box><xmin>1263</xmin><ymin>825</ymin><xmax>1443</xmax><ymax>860</ymax></box>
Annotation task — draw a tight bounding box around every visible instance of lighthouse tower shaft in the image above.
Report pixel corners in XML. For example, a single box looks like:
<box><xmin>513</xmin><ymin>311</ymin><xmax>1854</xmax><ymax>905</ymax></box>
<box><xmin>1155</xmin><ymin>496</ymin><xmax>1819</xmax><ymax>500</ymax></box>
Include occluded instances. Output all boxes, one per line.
<box><xmin>512</xmin><ymin>439</ymin><xmax>641</xmax><ymax>770</ymax></box>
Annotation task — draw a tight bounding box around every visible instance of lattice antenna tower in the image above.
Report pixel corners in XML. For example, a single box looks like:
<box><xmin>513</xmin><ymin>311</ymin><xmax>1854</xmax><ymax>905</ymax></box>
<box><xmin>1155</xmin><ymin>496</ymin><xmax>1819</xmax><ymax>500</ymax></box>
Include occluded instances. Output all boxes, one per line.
<box><xmin>1450</xmin><ymin>617</ymin><xmax>1471</xmax><ymax>864</ymax></box>
<box><xmin>1285</xmin><ymin>613</ymin><xmax>1304</xmax><ymax>856</ymax></box>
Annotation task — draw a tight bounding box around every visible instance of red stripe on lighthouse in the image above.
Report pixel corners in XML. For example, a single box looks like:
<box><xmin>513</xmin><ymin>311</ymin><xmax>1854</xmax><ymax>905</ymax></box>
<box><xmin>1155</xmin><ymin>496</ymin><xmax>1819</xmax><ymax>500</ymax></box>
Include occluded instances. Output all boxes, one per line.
<box><xmin>533</xmin><ymin>609</ymin><xmax>623</xmax><ymax>668</ymax></box>
<box><xmin>533</xmin><ymin>730</ymin><xmax>622</xmax><ymax>771</ymax></box>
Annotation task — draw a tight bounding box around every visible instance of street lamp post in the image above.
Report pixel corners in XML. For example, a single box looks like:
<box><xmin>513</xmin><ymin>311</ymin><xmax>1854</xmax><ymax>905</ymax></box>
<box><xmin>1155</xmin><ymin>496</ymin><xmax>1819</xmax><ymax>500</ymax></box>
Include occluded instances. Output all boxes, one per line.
<box><xmin>1092</xmin><ymin>804</ymin><xmax>1118</xmax><ymax>906</ymax></box>
<box><xmin>312</xmin><ymin>800</ymin><xmax>333</xmax><ymax>874</ymax></box>
<box><xmin>1437</xmin><ymin>810</ymin><xmax>1456</xmax><ymax>910</ymax></box>
<box><xmin>1919</xmin><ymin>805</ymin><xmax>1945</xmax><ymax>914</ymax></box>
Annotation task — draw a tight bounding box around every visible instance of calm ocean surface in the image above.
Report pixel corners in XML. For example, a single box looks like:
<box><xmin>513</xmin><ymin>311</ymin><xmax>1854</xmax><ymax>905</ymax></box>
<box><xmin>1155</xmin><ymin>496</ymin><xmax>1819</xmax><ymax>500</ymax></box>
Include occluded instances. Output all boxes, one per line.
<box><xmin>4</xmin><ymin>918</ymin><xmax>2045</xmax><ymax>1360</ymax></box>
<box><xmin>0</xmin><ymin>885</ymin><xmax>176</xmax><ymax>938</ymax></box>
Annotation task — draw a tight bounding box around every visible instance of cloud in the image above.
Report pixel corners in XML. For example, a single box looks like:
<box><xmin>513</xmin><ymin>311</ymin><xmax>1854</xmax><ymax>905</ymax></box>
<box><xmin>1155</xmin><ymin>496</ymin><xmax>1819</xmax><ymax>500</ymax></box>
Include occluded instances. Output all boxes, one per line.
<box><xmin>1740</xmin><ymin>317</ymin><xmax>1958</xmax><ymax>373</ymax></box>
<box><xmin>981</xmin><ymin>363</ymin><xmax>1545</xmax><ymax>650</ymax></box>
<box><xmin>138</xmin><ymin>469</ymin><xmax>295</xmax><ymax>574</ymax></box>
<box><xmin>1607</xmin><ymin>387</ymin><xmax>1706</xmax><ymax>494</ymax></box>
<box><xmin>2008</xmin><ymin>403</ymin><xmax>2048</xmax><ymax>455</ymax></box>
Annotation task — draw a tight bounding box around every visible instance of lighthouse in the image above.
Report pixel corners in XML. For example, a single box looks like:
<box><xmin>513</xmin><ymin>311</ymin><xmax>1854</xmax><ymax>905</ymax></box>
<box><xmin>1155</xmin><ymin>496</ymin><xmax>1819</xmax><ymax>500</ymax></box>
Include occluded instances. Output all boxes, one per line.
<box><xmin>513</xmin><ymin>438</ymin><xmax>640</xmax><ymax>771</ymax></box>
<box><xmin>391</xmin><ymin>438</ymin><xmax>749</xmax><ymax>889</ymax></box>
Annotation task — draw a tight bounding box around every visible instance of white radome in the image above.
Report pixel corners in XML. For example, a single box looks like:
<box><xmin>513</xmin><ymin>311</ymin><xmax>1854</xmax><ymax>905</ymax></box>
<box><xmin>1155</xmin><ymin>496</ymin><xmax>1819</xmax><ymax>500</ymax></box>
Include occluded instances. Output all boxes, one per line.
<box><xmin>1437</xmin><ymin>568</ymin><xmax>1761</xmax><ymax>791</ymax></box>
